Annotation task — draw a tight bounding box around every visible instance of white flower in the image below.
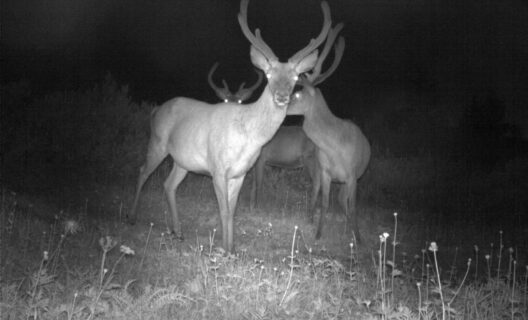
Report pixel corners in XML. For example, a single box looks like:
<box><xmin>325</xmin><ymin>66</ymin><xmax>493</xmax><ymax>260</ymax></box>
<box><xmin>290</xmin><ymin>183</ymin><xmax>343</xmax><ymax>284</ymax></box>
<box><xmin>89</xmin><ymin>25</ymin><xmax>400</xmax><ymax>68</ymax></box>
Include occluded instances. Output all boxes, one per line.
<box><xmin>428</xmin><ymin>242</ymin><xmax>438</xmax><ymax>252</ymax></box>
<box><xmin>120</xmin><ymin>245</ymin><xmax>135</xmax><ymax>255</ymax></box>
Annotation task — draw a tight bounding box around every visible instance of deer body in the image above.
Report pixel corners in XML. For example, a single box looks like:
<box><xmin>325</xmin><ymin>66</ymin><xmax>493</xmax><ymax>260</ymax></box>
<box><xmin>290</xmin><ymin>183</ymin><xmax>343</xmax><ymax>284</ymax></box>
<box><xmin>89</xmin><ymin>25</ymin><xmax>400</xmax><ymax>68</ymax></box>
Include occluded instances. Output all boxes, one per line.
<box><xmin>286</xmin><ymin>22</ymin><xmax>371</xmax><ymax>241</ymax></box>
<box><xmin>130</xmin><ymin>0</ymin><xmax>332</xmax><ymax>253</ymax></box>
<box><xmin>250</xmin><ymin>126</ymin><xmax>318</xmax><ymax>211</ymax></box>
<box><xmin>291</xmin><ymin>87</ymin><xmax>370</xmax><ymax>240</ymax></box>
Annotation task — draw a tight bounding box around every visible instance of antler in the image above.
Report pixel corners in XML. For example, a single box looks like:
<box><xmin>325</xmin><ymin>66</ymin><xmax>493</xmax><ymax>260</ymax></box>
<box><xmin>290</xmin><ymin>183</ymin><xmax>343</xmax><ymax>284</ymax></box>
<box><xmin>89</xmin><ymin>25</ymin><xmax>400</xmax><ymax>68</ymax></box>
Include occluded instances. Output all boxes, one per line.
<box><xmin>235</xmin><ymin>69</ymin><xmax>263</xmax><ymax>102</ymax></box>
<box><xmin>306</xmin><ymin>22</ymin><xmax>344</xmax><ymax>84</ymax></box>
<box><xmin>238</xmin><ymin>0</ymin><xmax>278</xmax><ymax>62</ymax></box>
<box><xmin>288</xmin><ymin>1</ymin><xmax>332</xmax><ymax>64</ymax></box>
<box><xmin>312</xmin><ymin>36</ymin><xmax>344</xmax><ymax>86</ymax></box>
<box><xmin>208</xmin><ymin>62</ymin><xmax>231</xmax><ymax>101</ymax></box>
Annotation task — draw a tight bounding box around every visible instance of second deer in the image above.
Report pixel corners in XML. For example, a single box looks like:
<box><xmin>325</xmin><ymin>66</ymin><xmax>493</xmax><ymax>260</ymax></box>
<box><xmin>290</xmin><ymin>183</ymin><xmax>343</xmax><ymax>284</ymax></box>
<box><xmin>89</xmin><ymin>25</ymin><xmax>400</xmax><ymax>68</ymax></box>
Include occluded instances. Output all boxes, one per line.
<box><xmin>288</xmin><ymin>23</ymin><xmax>371</xmax><ymax>241</ymax></box>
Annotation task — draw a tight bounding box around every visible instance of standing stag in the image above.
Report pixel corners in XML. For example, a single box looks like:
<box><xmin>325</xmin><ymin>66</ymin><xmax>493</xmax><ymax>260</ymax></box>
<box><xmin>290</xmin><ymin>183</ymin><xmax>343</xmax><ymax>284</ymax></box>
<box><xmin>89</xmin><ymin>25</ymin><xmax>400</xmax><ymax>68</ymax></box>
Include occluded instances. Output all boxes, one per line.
<box><xmin>288</xmin><ymin>23</ymin><xmax>371</xmax><ymax>241</ymax></box>
<box><xmin>206</xmin><ymin>63</ymin><xmax>319</xmax><ymax>215</ymax></box>
<box><xmin>129</xmin><ymin>0</ymin><xmax>332</xmax><ymax>253</ymax></box>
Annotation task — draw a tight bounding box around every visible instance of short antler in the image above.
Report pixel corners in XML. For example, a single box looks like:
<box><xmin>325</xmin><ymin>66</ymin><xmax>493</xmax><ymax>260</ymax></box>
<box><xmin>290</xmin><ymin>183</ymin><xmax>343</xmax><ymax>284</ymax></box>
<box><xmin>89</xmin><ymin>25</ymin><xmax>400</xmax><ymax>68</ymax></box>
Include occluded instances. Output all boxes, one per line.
<box><xmin>288</xmin><ymin>1</ymin><xmax>332</xmax><ymax>64</ymax></box>
<box><xmin>208</xmin><ymin>62</ymin><xmax>232</xmax><ymax>101</ymax></box>
<box><xmin>238</xmin><ymin>0</ymin><xmax>278</xmax><ymax>62</ymax></box>
<box><xmin>235</xmin><ymin>69</ymin><xmax>264</xmax><ymax>102</ymax></box>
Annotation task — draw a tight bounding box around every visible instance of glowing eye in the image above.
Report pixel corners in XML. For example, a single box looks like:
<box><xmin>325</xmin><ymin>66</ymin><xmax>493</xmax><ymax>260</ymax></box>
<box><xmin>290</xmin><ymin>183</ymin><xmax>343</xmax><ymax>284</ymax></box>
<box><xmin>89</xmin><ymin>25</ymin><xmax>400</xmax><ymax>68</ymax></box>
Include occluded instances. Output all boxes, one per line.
<box><xmin>224</xmin><ymin>99</ymin><xmax>228</xmax><ymax>103</ymax></box>
<box><xmin>295</xmin><ymin>92</ymin><xmax>301</xmax><ymax>99</ymax></box>
<box><xmin>237</xmin><ymin>100</ymin><xmax>242</xmax><ymax>104</ymax></box>
<box><xmin>293</xmin><ymin>75</ymin><xmax>299</xmax><ymax>81</ymax></box>
<box><xmin>266</xmin><ymin>73</ymin><xmax>271</xmax><ymax>79</ymax></box>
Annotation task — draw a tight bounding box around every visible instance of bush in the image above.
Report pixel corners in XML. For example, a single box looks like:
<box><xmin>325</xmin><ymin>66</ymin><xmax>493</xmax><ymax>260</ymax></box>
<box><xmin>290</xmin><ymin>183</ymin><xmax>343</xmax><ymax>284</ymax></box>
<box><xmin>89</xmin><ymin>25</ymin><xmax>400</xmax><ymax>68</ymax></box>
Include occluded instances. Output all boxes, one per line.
<box><xmin>2</xmin><ymin>74</ymin><xmax>153</xmax><ymax>189</ymax></box>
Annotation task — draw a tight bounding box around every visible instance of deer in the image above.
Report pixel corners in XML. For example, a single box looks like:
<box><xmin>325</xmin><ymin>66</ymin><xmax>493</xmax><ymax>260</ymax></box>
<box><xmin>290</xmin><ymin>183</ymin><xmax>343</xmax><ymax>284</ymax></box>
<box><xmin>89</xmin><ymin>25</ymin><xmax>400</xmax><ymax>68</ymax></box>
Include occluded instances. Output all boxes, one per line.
<box><xmin>207</xmin><ymin>62</ymin><xmax>263</xmax><ymax>104</ymax></box>
<box><xmin>129</xmin><ymin>0</ymin><xmax>332</xmax><ymax>253</ymax></box>
<box><xmin>287</xmin><ymin>22</ymin><xmax>371</xmax><ymax>242</ymax></box>
<box><xmin>250</xmin><ymin>126</ymin><xmax>318</xmax><ymax>212</ymax></box>
<box><xmin>206</xmin><ymin>62</ymin><xmax>319</xmax><ymax>216</ymax></box>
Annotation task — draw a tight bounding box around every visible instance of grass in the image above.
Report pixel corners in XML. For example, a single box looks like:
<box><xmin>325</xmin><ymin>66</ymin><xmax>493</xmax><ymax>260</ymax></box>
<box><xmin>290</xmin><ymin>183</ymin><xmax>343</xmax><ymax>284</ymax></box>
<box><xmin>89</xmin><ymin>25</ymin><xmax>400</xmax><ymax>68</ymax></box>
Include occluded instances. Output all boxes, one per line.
<box><xmin>1</xmin><ymin>181</ymin><xmax>527</xmax><ymax>319</ymax></box>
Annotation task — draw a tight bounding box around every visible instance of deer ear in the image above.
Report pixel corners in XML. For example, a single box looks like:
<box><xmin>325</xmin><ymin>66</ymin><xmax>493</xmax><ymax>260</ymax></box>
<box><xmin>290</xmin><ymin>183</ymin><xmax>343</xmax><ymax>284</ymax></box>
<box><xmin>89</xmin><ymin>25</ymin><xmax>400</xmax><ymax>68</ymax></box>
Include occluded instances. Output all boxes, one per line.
<box><xmin>250</xmin><ymin>46</ymin><xmax>271</xmax><ymax>73</ymax></box>
<box><xmin>294</xmin><ymin>50</ymin><xmax>319</xmax><ymax>74</ymax></box>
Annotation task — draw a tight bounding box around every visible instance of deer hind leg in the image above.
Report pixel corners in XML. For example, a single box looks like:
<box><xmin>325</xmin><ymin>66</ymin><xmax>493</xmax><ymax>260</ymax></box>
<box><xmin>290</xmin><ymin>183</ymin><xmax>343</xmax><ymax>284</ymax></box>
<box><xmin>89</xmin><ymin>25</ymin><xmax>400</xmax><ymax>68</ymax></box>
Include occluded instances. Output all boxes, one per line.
<box><xmin>129</xmin><ymin>141</ymin><xmax>167</xmax><ymax>224</ymax></box>
<box><xmin>163</xmin><ymin>164</ymin><xmax>188</xmax><ymax>240</ymax></box>
<box><xmin>347</xmin><ymin>178</ymin><xmax>361</xmax><ymax>243</ymax></box>
<box><xmin>337</xmin><ymin>184</ymin><xmax>349</xmax><ymax>233</ymax></box>
<box><xmin>309</xmin><ymin>171</ymin><xmax>321</xmax><ymax>223</ymax></box>
<box><xmin>315</xmin><ymin>173</ymin><xmax>331</xmax><ymax>239</ymax></box>
<box><xmin>250</xmin><ymin>159</ymin><xmax>265</xmax><ymax>212</ymax></box>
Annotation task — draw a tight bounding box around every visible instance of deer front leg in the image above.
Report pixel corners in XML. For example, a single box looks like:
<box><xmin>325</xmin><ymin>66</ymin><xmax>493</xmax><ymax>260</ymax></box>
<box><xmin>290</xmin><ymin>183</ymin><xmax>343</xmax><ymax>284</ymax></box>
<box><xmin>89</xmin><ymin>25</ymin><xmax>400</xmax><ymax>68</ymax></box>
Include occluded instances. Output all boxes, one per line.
<box><xmin>227</xmin><ymin>175</ymin><xmax>245</xmax><ymax>253</ymax></box>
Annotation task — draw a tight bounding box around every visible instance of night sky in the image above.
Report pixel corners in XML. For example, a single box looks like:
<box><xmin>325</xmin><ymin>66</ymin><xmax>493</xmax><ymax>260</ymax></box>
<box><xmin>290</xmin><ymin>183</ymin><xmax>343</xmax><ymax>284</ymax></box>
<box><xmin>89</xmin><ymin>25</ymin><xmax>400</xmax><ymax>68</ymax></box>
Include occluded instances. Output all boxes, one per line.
<box><xmin>2</xmin><ymin>0</ymin><xmax>528</xmax><ymax>135</ymax></box>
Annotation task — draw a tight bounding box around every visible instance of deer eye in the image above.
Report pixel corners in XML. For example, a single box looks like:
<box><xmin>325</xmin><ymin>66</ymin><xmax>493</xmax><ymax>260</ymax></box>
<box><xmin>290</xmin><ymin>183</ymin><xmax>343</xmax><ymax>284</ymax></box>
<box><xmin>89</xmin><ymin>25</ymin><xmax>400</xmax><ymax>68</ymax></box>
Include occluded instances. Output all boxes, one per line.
<box><xmin>224</xmin><ymin>99</ymin><xmax>229</xmax><ymax>103</ymax></box>
<box><xmin>237</xmin><ymin>100</ymin><xmax>242</xmax><ymax>104</ymax></box>
<box><xmin>266</xmin><ymin>73</ymin><xmax>271</xmax><ymax>79</ymax></box>
<box><xmin>293</xmin><ymin>75</ymin><xmax>299</xmax><ymax>81</ymax></box>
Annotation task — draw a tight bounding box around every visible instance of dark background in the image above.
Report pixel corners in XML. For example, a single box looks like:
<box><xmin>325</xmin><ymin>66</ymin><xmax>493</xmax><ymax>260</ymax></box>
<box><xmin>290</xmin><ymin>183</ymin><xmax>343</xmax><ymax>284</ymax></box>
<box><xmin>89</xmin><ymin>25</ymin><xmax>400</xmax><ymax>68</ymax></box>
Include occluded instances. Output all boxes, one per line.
<box><xmin>2</xmin><ymin>0</ymin><xmax>527</xmax><ymax>128</ymax></box>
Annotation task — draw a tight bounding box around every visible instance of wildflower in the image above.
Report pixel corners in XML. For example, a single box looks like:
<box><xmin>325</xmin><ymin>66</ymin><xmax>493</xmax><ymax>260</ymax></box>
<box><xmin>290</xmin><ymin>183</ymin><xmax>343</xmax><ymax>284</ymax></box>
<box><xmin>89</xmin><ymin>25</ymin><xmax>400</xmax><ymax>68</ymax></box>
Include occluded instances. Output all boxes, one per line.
<box><xmin>416</xmin><ymin>282</ymin><xmax>421</xmax><ymax>287</ymax></box>
<box><xmin>474</xmin><ymin>245</ymin><xmax>478</xmax><ymax>252</ymax></box>
<box><xmin>64</xmin><ymin>219</ymin><xmax>80</xmax><ymax>235</ymax></box>
<box><xmin>43</xmin><ymin>251</ymin><xmax>49</xmax><ymax>261</ymax></box>
<box><xmin>99</xmin><ymin>236</ymin><xmax>117</xmax><ymax>252</ymax></box>
<box><xmin>485</xmin><ymin>254</ymin><xmax>490</xmax><ymax>260</ymax></box>
<box><xmin>120</xmin><ymin>245</ymin><xmax>135</xmax><ymax>255</ymax></box>
<box><xmin>429</xmin><ymin>242</ymin><xmax>438</xmax><ymax>252</ymax></box>
<box><xmin>509</xmin><ymin>247</ymin><xmax>514</xmax><ymax>254</ymax></box>
<box><xmin>103</xmin><ymin>268</ymin><xmax>108</xmax><ymax>274</ymax></box>
<box><xmin>393</xmin><ymin>212</ymin><xmax>398</xmax><ymax>217</ymax></box>
<box><xmin>383</xmin><ymin>232</ymin><xmax>389</xmax><ymax>239</ymax></box>
<box><xmin>150</xmin><ymin>222</ymin><xmax>154</xmax><ymax>227</ymax></box>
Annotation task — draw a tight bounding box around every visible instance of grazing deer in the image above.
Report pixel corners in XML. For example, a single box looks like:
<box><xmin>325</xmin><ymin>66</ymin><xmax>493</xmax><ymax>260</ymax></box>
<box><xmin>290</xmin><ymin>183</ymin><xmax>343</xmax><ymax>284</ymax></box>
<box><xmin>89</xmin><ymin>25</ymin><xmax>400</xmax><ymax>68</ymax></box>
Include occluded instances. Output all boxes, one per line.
<box><xmin>207</xmin><ymin>62</ymin><xmax>263</xmax><ymax>104</ymax></box>
<box><xmin>288</xmin><ymin>23</ymin><xmax>371</xmax><ymax>241</ymax></box>
<box><xmin>129</xmin><ymin>0</ymin><xmax>332</xmax><ymax>253</ymax></box>
<box><xmin>206</xmin><ymin>63</ymin><xmax>319</xmax><ymax>215</ymax></box>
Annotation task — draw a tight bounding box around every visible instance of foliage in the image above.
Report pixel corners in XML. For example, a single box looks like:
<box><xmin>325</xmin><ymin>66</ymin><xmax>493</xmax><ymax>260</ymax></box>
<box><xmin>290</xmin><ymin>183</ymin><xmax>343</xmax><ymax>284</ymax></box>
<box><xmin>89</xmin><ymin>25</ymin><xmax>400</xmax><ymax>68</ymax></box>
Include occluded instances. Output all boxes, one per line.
<box><xmin>1</xmin><ymin>74</ymin><xmax>152</xmax><ymax>189</ymax></box>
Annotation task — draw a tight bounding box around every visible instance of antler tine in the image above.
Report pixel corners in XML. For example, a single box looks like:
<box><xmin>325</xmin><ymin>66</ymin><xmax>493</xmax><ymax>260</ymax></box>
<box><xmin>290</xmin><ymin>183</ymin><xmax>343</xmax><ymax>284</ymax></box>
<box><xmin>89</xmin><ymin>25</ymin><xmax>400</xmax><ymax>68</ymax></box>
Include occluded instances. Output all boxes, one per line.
<box><xmin>238</xmin><ymin>0</ymin><xmax>278</xmax><ymax>61</ymax></box>
<box><xmin>208</xmin><ymin>62</ymin><xmax>226</xmax><ymax>95</ymax></box>
<box><xmin>220</xmin><ymin>79</ymin><xmax>229</xmax><ymax>90</ymax></box>
<box><xmin>306</xmin><ymin>22</ymin><xmax>344</xmax><ymax>83</ymax></box>
<box><xmin>288</xmin><ymin>1</ymin><xmax>332</xmax><ymax>64</ymax></box>
<box><xmin>235</xmin><ymin>69</ymin><xmax>263</xmax><ymax>101</ymax></box>
<box><xmin>312</xmin><ymin>36</ymin><xmax>345</xmax><ymax>86</ymax></box>
<box><xmin>246</xmin><ymin>69</ymin><xmax>263</xmax><ymax>91</ymax></box>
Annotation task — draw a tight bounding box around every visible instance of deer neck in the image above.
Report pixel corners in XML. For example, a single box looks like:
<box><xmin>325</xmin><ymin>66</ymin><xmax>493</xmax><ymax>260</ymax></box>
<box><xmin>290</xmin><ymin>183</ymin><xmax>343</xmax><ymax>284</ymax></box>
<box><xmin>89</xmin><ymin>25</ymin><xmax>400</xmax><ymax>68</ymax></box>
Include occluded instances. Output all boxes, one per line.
<box><xmin>243</xmin><ymin>86</ymin><xmax>287</xmax><ymax>145</ymax></box>
<box><xmin>302</xmin><ymin>89</ymin><xmax>340</xmax><ymax>149</ymax></box>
